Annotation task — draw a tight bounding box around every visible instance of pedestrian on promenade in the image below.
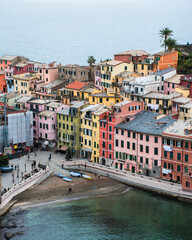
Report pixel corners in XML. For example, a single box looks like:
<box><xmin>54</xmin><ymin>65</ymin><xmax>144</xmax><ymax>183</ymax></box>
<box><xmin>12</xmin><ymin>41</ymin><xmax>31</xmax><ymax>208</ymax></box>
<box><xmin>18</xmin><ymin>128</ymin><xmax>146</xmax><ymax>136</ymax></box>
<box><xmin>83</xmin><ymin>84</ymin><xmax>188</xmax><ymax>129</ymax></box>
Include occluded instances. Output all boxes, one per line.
<box><xmin>35</xmin><ymin>152</ymin><xmax>37</xmax><ymax>157</ymax></box>
<box><xmin>28</xmin><ymin>155</ymin><xmax>30</xmax><ymax>161</ymax></box>
<box><xmin>62</xmin><ymin>164</ymin><xmax>64</xmax><ymax>169</ymax></box>
<box><xmin>85</xmin><ymin>163</ymin><xmax>86</xmax><ymax>169</ymax></box>
<box><xmin>34</xmin><ymin>161</ymin><xmax>36</xmax><ymax>167</ymax></box>
<box><xmin>49</xmin><ymin>153</ymin><xmax>52</xmax><ymax>160</ymax></box>
<box><xmin>15</xmin><ymin>165</ymin><xmax>17</xmax><ymax>170</ymax></box>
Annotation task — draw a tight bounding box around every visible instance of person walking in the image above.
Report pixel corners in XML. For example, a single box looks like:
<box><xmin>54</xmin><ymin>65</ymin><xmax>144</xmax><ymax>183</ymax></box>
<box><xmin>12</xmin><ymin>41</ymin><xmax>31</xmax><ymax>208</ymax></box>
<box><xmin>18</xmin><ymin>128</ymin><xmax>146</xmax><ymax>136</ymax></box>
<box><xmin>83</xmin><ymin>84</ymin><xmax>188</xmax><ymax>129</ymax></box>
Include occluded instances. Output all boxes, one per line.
<box><xmin>28</xmin><ymin>155</ymin><xmax>30</xmax><ymax>161</ymax></box>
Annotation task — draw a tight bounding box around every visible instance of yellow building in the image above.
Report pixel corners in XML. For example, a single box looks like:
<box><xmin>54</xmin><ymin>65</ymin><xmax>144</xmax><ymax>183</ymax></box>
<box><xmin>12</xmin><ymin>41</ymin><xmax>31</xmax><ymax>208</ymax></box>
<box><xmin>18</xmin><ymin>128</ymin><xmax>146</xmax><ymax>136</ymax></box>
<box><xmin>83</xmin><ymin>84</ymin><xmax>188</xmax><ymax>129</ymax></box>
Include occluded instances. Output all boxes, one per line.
<box><xmin>13</xmin><ymin>73</ymin><xmax>39</xmax><ymax>95</ymax></box>
<box><xmin>142</xmin><ymin>91</ymin><xmax>182</xmax><ymax>114</ymax></box>
<box><xmin>89</xmin><ymin>88</ymin><xmax>122</xmax><ymax>107</ymax></box>
<box><xmin>100</xmin><ymin>60</ymin><xmax>134</xmax><ymax>88</ymax></box>
<box><xmin>80</xmin><ymin>104</ymin><xmax>109</xmax><ymax>161</ymax></box>
<box><xmin>175</xmin><ymin>86</ymin><xmax>190</xmax><ymax>98</ymax></box>
<box><xmin>179</xmin><ymin>102</ymin><xmax>192</xmax><ymax>121</ymax></box>
<box><xmin>134</xmin><ymin>62</ymin><xmax>153</xmax><ymax>76</ymax></box>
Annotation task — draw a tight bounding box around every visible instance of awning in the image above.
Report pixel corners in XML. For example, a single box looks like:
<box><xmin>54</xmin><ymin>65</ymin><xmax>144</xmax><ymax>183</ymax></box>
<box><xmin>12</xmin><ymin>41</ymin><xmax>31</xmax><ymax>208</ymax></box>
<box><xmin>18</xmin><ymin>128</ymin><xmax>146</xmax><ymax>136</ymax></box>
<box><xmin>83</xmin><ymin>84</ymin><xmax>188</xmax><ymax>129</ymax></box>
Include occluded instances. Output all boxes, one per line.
<box><xmin>60</xmin><ymin>146</ymin><xmax>68</xmax><ymax>151</ymax></box>
<box><xmin>83</xmin><ymin>148</ymin><xmax>92</xmax><ymax>153</ymax></box>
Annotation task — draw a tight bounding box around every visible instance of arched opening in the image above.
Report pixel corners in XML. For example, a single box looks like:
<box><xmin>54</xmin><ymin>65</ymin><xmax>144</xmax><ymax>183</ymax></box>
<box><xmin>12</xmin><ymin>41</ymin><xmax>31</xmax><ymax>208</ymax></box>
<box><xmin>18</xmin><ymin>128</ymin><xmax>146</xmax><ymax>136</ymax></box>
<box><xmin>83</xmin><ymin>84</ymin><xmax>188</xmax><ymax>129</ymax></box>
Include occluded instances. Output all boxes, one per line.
<box><xmin>186</xmin><ymin>181</ymin><xmax>190</xmax><ymax>188</ymax></box>
<box><xmin>102</xmin><ymin>158</ymin><xmax>106</xmax><ymax>165</ymax></box>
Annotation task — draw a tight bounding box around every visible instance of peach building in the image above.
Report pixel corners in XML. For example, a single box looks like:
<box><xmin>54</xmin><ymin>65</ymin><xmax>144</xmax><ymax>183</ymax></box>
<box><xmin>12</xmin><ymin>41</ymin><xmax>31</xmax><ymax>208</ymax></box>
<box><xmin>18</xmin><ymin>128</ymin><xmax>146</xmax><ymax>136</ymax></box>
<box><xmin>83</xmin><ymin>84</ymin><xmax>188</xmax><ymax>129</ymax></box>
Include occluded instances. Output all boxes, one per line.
<box><xmin>153</xmin><ymin>49</ymin><xmax>178</xmax><ymax>72</ymax></box>
<box><xmin>38</xmin><ymin>62</ymin><xmax>58</xmax><ymax>84</ymax></box>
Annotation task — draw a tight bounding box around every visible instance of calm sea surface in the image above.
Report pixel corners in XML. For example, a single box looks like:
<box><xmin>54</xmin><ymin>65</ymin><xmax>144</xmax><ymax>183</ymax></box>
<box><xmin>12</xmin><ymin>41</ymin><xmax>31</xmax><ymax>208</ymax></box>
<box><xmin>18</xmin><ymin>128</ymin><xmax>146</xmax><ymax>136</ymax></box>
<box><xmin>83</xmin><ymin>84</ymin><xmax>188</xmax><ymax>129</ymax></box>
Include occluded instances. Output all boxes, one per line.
<box><xmin>1</xmin><ymin>188</ymin><xmax>192</xmax><ymax>240</ymax></box>
<box><xmin>0</xmin><ymin>0</ymin><xmax>192</xmax><ymax>65</ymax></box>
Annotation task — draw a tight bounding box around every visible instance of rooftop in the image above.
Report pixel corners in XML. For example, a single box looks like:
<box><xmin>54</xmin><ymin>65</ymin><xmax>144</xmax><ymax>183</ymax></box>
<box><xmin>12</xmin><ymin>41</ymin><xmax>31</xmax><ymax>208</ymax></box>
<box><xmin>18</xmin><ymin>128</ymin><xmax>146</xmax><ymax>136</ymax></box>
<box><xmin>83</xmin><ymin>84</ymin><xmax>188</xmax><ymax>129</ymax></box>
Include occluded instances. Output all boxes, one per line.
<box><xmin>38</xmin><ymin>110</ymin><xmax>55</xmax><ymax>118</ymax></box>
<box><xmin>114</xmin><ymin>50</ymin><xmax>150</xmax><ymax>56</ymax></box>
<box><xmin>162</xmin><ymin>119</ymin><xmax>192</xmax><ymax>139</ymax></box>
<box><xmin>154</xmin><ymin>68</ymin><xmax>176</xmax><ymax>76</ymax></box>
<box><xmin>129</xmin><ymin>75</ymin><xmax>160</xmax><ymax>86</ymax></box>
<box><xmin>42</xmin><ymin>79</ymin><xmax>64</xmax><ymax>89</ymax></box>
<box><xmin>164</xmin><ymin>74</ymin><xmax>181</xmax><ymax>84</ymax></box>
<box><xmin>70</xmin><ymin>101</ymin><xmax>87</xmax><ymax>108</ymax></box>
<box><xmin>115</xmin><ymin>111</ymin><xmax>175</xmax><ymax>135</ymax></box>
<box><xmin>100</xmin><ymin>60</ymin><xmax>123</xmax><ymax>66</ymax></box>
<box><xmin>14</xmin><ymin>73</ymin><xmax>39</xmax><ymax>80</ymax></box>
<box><xmin>28</xmin><ymin>99</ymin><xmax>50</xmax><ymax>105</ymax></box>
<box><xmin>143</xmin><ymin>91</ymin><xmax>182</xmax><ymax>100</ymax></box>
<box><xmin>180</xmin><ymin>102</ymin><xmax>192</xmax><ymax>109</ymax></box>
<box><xmin>90</xmin><ymin>92</ymin><xmax>120</xmax><ymax>98</ymax></box>
<box><xmin>115</xmin><ymin>71</ymin><xmax>134</xmax><ymax>78</ymax></box>
<box><xmin>0</xmin><ymin>55</ymin><xmax>18</xmax><ymax>62</ymax></box>
<box><xmin>172</xmin><ymin>97</ymin><xmax>192</xmax><ymax>104</ymax></box>
<box><xmin>154</xmin><ymin>49</ymin><xmax>177</xmax><ymax>56</ymax></box>
<box><xmin>65</xmin><ymin>81</ymin><xmax>88</xmax><ymax>90</ymax></box>
<box><xmin>16</xmin><ymin>95</ymin><xmax>33</xmax><ymax>104</ymax></box>
<box><xmin>113</xmin><ymin>100</ymin><xmax>132</xmax><ymax>107</ymax></box>
<box><xmin>46</xmin><ymin>101</ymin><xmax>62</xmax><ymax>109</ymax></box>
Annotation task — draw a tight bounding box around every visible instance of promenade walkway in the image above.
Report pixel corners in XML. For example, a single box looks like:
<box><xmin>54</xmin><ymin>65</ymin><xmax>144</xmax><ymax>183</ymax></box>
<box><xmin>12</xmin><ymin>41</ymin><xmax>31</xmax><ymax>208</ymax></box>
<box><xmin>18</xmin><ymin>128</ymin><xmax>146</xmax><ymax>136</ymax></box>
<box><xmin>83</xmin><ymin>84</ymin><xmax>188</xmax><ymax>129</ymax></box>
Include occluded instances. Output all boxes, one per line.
<box><xmin>61</xmin><ymin>159</ymin><xmax>192</xmax><ymax>202</ymax></box>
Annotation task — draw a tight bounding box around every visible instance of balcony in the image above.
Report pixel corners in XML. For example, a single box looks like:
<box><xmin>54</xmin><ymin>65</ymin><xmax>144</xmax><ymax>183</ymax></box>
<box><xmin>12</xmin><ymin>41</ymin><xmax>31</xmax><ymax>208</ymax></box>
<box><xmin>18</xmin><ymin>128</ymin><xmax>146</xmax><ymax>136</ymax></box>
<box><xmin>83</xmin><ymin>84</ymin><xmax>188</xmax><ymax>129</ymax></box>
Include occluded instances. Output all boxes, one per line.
<box><xmin>60</xmin><ymin>138</ymin><xmax>69</xmax><ymax>143</ymax></box>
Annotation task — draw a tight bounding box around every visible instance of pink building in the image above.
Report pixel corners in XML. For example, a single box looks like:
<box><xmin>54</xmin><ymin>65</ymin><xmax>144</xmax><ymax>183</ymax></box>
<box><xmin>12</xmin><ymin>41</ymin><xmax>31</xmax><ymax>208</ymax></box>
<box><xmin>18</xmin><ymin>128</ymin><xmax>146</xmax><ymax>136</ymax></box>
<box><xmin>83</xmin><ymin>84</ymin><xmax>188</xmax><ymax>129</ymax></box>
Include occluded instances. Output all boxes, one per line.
<box><xmin>99</xmin><ymin>100</ymin><xmax>144</xmax><ymax>166</ymax></box>
<box><xmin>37</xmin><ymin>102</ymin><xmax>68</xmax><ymax>147</ymax></box>
<box><xmin>163</xmin><ymin>74</ymin><xmax>181</xmax><ymax>95</ymax></box>
<box><xmin>38</xmin><ymin>62</ymin><xmax>58</xmax><ymax>84</ymax></box>
<box><xmin>94</xmin><ymin>65</ymin><xmax>102</xmax><ymax>89</ymax></box>
<box><xmin>114</xmin><ymin>111</ymin><xmax>175</xmax><ymax>177</ymax></box>
<box><xmin>171</xmin><ymin>97</ymin><xmax>192</xmax><ymax>115</ymax></box>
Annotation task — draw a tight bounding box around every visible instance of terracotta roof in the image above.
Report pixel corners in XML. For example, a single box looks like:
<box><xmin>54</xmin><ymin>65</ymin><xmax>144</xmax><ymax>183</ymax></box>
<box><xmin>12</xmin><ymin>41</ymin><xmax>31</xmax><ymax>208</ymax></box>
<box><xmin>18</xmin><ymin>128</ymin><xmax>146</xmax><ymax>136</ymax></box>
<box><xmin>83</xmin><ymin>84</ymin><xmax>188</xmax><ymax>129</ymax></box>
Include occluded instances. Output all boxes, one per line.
<box><xmin>114</xmin><ymin>50</ymin><xmax>150</xmax><ymax>56</ymax></box>
<box><xmin>65</xmin><ymin>81</ymin><xmax>88</xmax><ymax>90</ymax></box>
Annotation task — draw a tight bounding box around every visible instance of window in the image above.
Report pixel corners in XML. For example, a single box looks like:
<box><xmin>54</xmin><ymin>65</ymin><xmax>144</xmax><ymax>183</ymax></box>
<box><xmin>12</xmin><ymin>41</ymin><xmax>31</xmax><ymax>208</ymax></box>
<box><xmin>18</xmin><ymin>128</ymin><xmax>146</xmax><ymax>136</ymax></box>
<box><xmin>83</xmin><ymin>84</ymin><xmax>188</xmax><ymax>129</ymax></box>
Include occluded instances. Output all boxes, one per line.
<box><xmin>132</xmin><ymin>143</ymin><xmax>135</xmax><ymax>150</ymax></box>
<box><xmin>164</xmin><ymin>151</ymin><xmax>167</xmax><ymax>158</ymax></box>
<box><xmin>184</xmin><ymin>167</ymin><xmax>188</xmax><ymax>173</ymax></box>
<box><xmin>154</xmin><ymin>160</ymin><xmax>158</xmax><ymax>166</ymax></box>
<box><xmin>170</xmin><ymin>152</ymin><xmax>173</xmax><ymax>159</ymax></box>
<box><xmin>99</xmin><ymin>98</ymin><xmax>103</xmax><ymax>103</ymax></box>
<box><xmin>154</xmin><ymin>137</ymin><xmax>158</xmax><ymax>143</ymax></box>
<box><xmin>121</xmin><ymin>130</ymin><xmax>124</xmax><ymax>135</ymax></box>
<box><xmin>128</xmin><ymin>131</ymin><xmax>130</xmax><ymax>137</ymax></box>
<box><xmin>109</xmin><ymin>154</ymin><xmax>112</xmax><ymax>159</ymax></box>
<box><xmin>127</xmin><ymin>142</ymin><xmax>130</xmax><ymax>149</ymax></box>
<box><xmin>100</xmin><ymin>122</ymin><xmax>102</xmax><ymax>127</ymax></box>
<box><xmin>46</xmin><ymin>70</ymin><xmax>48</xmax><ymax>74</ymax></box>
<box><xmin>185</xmin><ymin>142</ymin><xmax>189</xmax><ymax>149</ymax></box>
<box><xmin>154</xmin><ymin>148</ymin><xmax>158</xmax><ymax>155</ymax></box>
<box><xmin>140</xmin><ymin>157</ymin><xmax>143</xmax><ymax>163</ymax></box>
<box><xmin>146</xmin><ymin>158</ymin><xmax>149</xmax><ymax>164</ymax></box>
<box><xmin>109</xmin><ymin>144</ymin><xmax>112</xmax><ymax>150</ymax></box>
<box><xmin>133</xmin><ymin>132</ymin><xmax>136</xmax><ymax>139</ymax></box>
<box><xmin>146</xmin><ymin>146</ymin><xmax>149</xmax><ymax>153</ymax></box>
<box><xmin>177</xmin><ymin>165</ymin><xmax>181</xmax><ymax>172</ymax></box>
<box><xmin>45</xmin><ymin>133</ymin><xmax>47</xmax><ymax>139</ymax></box>
<box><xmin>116</xmin><ymin>152</ymin><xmax>118</xmax><ymax>158</ymax></box>
<box><xmin>125</xmin><ymin>66</ymin><xmax>127</xmax><ymax>70</ymax></box>
<box><xmin>109</xmin><ymin>134</ymin><xmax>112</xmax><ymax>140</ymax></box>
<box><xmin>89</xmin><ymin>140</ymin><xmax>91</xmax><ymax>147</ymax></box>
<box><xmin>102</xmin><ymin>132</ymin><xmax>105</xmax><ymax>138</ymax></box>
<box><xmin>185</xmin><ymin>154</ymin><xmax>188</xmax><ymax>162</ymax></box>
<box><xmin>177</xmin><ymin>153</ymin><xmax>181</xmax><ymax>160</ymax></box>
<box><xmin>163</xmin><ymin>162</ymin><xmax>167</xmax><ymax>168</ymax></box>
<box><xmin>121</xmin><ymin>140</ymin><xmax>124</xmax><ymax>148</ymax></box>
<box><xmin>116</xmin><ymin>129</ymin><xmax>118</xmax><ymax>134</ymax></box>
<box><xmin>140</xmin><ymin>134</ymin><xmax>143</xmax><ymax>140</ymax></box>
<box><xmin>109</xmin><ymin>126</ymin><xmax>112</xmax><ymax>132</ymax></box>
<box><xmin>115</xmin><ymin>139</ymin><xmax>119</xmax><ymax>147</ymax></box>
<box><xmin>146</xmin><ymin>135</ymin><xmax>149</xmax><ymax>141</ymax></box>
<box><xmin>140</xmin><ymin>145</ymin><xmax>143</xmax><ymax>152</ymax></box>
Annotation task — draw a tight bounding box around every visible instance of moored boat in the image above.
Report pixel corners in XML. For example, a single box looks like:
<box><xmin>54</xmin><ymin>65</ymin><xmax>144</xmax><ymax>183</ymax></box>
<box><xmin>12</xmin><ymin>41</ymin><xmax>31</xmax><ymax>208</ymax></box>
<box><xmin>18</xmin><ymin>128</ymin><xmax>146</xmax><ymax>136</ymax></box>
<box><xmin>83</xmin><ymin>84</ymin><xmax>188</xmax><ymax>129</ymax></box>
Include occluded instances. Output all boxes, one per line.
<box><xmin>82</xmin><ymin>174</ymin><xmax>92</xmax><ymax>180</ymax></box>
<box><xmin>63</xmin><ymin>177</ymin><xmax>72</xmax><ymax>182</ymax></box>
<box><xmin>69</xmin><ymin>171</ymin><xmax>81</xmax><ymax>177</ymax></box>
<box><xmin>0</xmin><ymin>166</ymin><xmax>13</xmax><ymax>173</ymax></box>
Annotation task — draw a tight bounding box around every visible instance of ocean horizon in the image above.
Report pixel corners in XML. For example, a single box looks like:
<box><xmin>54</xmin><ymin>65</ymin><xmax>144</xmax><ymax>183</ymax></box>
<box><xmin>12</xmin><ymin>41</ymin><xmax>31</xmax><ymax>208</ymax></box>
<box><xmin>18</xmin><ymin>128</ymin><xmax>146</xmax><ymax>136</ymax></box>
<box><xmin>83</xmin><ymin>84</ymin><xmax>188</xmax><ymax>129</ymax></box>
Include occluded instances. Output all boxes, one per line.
<box><xmin>0</xmin><ymin>0</ymin><xmax>192</xmax><ymax>65</ymax></box>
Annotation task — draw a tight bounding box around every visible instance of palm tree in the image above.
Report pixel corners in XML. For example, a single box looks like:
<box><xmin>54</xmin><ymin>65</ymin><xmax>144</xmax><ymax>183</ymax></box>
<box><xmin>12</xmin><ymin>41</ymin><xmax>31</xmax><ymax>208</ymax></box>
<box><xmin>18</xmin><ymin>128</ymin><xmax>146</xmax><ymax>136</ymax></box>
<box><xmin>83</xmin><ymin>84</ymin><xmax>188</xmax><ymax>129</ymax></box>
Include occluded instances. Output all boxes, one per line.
<box><xmin>103</xmin><ymin>58</ymin><xmax>111</xmax><ymax>62</ymax></box>
<box><xmin>165</xmin><ymin>38</ymin><xmax>177</xmax><ymax>51</ymax></box>
<box><xmin>87</xmin><ymin>56</ymin><xmax>96</xmax><ymax>72</ymax></box>
<box><xmin>159</xmin><ymin>28</ymin><xmax>173</xmax><ymax>51</ymax></box>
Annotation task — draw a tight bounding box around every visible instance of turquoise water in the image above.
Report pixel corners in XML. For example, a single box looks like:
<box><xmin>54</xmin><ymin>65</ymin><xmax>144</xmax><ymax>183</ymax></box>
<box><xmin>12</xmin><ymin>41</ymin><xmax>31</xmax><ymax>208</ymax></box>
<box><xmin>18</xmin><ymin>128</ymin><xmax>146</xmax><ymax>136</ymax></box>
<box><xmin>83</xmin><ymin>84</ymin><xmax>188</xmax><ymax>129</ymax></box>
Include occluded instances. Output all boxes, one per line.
<box><xmin>3</xmin><ymin>189</ymin><xmax>192</xmax><ymax>240</ymax></box>
<box><xmin>0</xmin><ymin>0</ymin><xmax>192</xmax><ymax>65</ymax></box>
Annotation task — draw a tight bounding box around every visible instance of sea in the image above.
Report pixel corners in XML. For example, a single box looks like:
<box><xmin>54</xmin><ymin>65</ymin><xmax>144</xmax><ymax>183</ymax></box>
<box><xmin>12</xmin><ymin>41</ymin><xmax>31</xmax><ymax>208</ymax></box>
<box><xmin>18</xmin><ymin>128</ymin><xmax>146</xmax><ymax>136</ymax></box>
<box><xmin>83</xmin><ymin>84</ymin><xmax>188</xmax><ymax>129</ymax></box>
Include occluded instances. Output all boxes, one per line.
<box><xmin>1</xmin><ymin>188</ymin><xmax>192</xmax><ymax>240</ymax></box>
<box><xmin>0</xmin><ymin>0</ymin><xmax>192</xmax><ymax>65</ymax></box>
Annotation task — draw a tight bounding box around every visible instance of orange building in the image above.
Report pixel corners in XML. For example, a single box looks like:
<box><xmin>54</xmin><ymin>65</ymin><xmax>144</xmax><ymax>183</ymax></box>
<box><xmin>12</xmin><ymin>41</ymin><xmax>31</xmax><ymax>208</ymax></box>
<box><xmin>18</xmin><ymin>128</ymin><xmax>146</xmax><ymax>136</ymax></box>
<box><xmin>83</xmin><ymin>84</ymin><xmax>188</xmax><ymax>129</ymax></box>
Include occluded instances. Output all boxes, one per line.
<box><xmin>0</xmin><ymin>70</ymin><xmax>6</xmax><ymax>93</ymax></box>
<box><xmin>153</xmin><ymin>49</ymin><xmax>178</xmax><ymax>72</ymax></box>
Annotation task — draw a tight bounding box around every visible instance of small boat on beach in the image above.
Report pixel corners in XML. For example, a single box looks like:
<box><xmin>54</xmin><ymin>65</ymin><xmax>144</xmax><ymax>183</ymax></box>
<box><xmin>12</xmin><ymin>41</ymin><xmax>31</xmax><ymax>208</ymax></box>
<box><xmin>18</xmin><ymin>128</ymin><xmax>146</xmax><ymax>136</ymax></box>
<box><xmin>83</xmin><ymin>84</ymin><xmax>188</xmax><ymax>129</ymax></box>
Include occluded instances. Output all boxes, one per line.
<box><xmin>0</xmin><ymin>166</ymin><xmax>13</xmax><ymax>173</ymax></box>
<box><xmin>63</xmin><ymin>177</ymin><xmax>72</xmax><ymax>182</ymax></box>
<box><xmin>54</xmin><ymin>172</ymin><xmax>64</xmax><ymax>178</ymax></box>
<box><xmin>82</xmin><ymin>174</ymin><xmax>92</xmax><ymax>180</ymax></box>
<box><xmin>69</xmin><ymin>172</ymin><xmax>81</xmax><ymax>177</ymax></box>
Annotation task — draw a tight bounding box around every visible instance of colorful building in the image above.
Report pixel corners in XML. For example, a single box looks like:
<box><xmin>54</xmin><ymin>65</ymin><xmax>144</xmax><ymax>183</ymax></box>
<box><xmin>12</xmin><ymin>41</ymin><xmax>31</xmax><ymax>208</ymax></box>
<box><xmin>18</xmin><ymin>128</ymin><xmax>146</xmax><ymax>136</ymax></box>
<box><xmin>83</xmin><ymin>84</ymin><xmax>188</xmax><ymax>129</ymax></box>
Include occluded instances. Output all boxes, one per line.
<box><xmin>99</xmin><ymin>60</ymin><xmax>134</xmax><ymax>88</ymax></box>
<box><xmin>162</xmin><ymin>119</ymin><xmax>192</xmax><ymax>191</ymax></box>
<box><xmin>171</xmin><ymin>97</ymin><xmax>192</xmax><ymax>116</ymax></box>
<box><xmin>163</xmin><ymin>74</ymin><xmax>181</xmax><ymax>95</ymax></box>
<box><xmin>114</xmin><ymin>111</ymin><xmax>175</xmax><ymax>177</ymax></box>
<box><xmin>143</xmin><ymin>91</ymin><xmax>182</xmax><ymax>114</ymax></box>
<box><xmin>89</xmin><ymin>88</ymin><xmax>122</xmax><ymax>106</ymax></box>
<box><xmin>38</xmin><ymin>62</ymin><xmax>58</xmax><ymax>84</ymax></box>
<box><xmin>153</xmin><ymin>49</ymin><xmax>178</xmax><ymax>72</ymax></box>
<box><xmin>57</xmin><ymin>101</ymin><xmax>88</xmax><ymax>156</ymax></box>
<box><xmin>114</xmin><ymin>50</ymin><xmax>150</xmax><ymax>64</ymax></box>
<box><xmin>80</xmin><ymin>104</ymin><xmax>109</xmax><ymax>161</ymax></box>
<box><xmin>0</xmin><ymin>70</ymin><xmax>6</xmax><ymax>93</ymax></box>
<box><xmin>99</xmin><ymin>100</ymin><xmax>144</xmax><ymax>166</ymax></box>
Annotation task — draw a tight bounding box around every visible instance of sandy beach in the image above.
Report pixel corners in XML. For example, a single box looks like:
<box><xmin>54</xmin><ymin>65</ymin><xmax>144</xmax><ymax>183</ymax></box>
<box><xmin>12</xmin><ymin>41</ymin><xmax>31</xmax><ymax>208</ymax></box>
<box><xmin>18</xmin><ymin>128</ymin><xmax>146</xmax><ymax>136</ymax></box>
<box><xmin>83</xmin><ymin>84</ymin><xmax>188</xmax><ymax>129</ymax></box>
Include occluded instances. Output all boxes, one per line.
<box><xmin>12</xmin><ymin>171</ymin><xmax>128</xmax><ymax>209</ymax></box>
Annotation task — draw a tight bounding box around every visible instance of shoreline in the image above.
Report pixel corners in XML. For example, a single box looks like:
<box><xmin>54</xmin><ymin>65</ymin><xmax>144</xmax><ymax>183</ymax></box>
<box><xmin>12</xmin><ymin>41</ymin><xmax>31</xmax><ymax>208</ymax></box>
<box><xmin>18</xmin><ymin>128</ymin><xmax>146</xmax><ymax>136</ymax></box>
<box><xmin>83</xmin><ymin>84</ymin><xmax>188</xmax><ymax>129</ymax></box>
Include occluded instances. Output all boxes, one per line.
<box><xmin>11</xmin><ymin>172</ymin><xmax>128</xmax><ymax>211</ymax></box>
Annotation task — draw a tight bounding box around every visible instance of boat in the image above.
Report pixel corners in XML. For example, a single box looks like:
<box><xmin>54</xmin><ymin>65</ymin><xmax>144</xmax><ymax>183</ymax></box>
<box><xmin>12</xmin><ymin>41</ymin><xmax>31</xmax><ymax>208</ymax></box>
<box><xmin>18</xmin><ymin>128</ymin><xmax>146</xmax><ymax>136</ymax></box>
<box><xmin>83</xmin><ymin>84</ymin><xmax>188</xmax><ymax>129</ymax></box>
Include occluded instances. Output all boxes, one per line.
<box><xmin>63</xmin><ymin>177</ymin><xmax>72</xmax><ymax>182</ymax></box>
<box><xmin>0</xmin><ymin>166</ymin><xmax>13</xmax><ymax>173</ymax></box>
<box><xmin>82</xmin><ymin>174</ymin><xmax>92</xmax><ymax>180</ymax></box>
<box><xmin>69</xmin><ymin>171</ymin><xmax>81</xmax><ymax>177</ymax></box>
<box><xmin>54</xmin><ymin>172</ymin><xmax>64</xmax><ymax>178</ymax></box>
